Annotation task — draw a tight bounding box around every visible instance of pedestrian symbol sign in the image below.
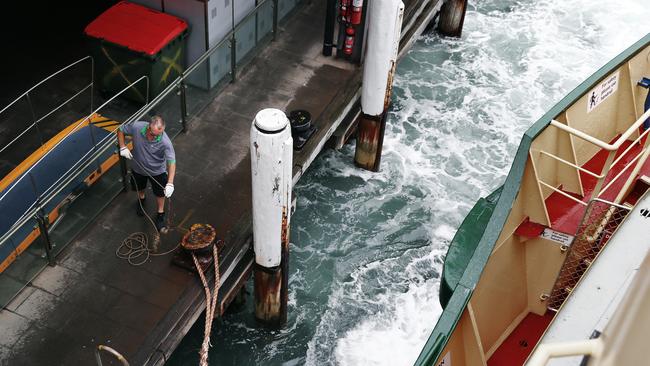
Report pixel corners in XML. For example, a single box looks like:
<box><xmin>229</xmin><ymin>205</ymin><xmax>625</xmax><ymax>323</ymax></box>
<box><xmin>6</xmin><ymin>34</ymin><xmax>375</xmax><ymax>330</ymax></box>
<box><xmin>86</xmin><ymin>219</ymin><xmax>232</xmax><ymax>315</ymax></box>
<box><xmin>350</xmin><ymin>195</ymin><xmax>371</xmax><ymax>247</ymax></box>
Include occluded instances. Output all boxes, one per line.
<box><xmin>587</xmin><ymin>71</ymin><xmax>619</xmax><ymax>113</ymax></box>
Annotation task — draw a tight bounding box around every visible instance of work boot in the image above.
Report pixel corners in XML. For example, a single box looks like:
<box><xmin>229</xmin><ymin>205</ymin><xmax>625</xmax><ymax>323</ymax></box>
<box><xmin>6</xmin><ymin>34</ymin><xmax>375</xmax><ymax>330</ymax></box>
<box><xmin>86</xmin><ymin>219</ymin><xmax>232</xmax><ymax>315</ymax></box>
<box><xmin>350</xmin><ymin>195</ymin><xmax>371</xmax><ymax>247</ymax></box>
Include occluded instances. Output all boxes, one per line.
<box><xmin>155</xmin><ymin>212</ymin><xmax>166</xmax><ymax>232</ymax></box>
<box><xmin>136</xmin><ymin>197</ymin><xmax>146</xmax><ymax>216</ymax></box>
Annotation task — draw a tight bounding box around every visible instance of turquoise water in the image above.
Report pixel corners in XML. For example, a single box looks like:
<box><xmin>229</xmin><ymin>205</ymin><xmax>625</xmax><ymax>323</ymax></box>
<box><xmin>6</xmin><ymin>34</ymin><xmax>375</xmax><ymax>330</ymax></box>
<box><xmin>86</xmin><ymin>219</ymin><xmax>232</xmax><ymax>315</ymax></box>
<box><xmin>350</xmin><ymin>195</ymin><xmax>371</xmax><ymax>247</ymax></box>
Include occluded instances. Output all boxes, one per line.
<box><xmin>168</xmin><ymin>1</ymin><xmax>650</xmax><ymax>365</ymax></box>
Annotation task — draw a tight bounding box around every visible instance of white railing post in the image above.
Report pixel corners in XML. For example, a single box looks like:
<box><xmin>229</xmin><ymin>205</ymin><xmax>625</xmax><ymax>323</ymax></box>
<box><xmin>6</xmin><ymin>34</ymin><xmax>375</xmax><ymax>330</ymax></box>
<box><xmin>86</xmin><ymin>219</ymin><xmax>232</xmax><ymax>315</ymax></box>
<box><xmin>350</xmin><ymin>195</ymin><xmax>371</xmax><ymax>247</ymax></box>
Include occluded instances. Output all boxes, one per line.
<box><xmin>527</xmin><ymin>339</ymin><xmax>602</xmax><ymax>366</ymax></box>
<box><xmin>592</xmin><ymin>150</ymin><xmax>617</xmax><ymax>199</ymax></box>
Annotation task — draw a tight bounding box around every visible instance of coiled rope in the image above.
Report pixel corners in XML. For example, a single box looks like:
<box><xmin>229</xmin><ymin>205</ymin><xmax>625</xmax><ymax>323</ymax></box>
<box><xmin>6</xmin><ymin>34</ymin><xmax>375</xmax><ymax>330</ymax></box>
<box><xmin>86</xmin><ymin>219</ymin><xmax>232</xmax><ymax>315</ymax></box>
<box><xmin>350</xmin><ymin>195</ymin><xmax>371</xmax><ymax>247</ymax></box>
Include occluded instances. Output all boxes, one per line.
<box><xmin>115</xmin><ymin>230</ymin><xmax>180</xmax><ymax>266</ymax></box>
<box><xmin>116</xmin><ymin>157</ymin><xmax>178</xmax><ymax>266</ymax></box>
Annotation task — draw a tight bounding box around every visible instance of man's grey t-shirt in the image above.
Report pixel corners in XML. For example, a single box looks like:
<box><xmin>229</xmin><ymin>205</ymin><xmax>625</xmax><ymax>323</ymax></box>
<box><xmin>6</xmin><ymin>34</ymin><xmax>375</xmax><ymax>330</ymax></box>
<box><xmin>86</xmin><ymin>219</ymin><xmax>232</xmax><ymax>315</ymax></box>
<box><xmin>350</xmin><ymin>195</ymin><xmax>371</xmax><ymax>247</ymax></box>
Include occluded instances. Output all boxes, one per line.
<box><xmin>120</xmin><ymin>121</ymin><xmax>176</xmax><ymax>176</ymax></box>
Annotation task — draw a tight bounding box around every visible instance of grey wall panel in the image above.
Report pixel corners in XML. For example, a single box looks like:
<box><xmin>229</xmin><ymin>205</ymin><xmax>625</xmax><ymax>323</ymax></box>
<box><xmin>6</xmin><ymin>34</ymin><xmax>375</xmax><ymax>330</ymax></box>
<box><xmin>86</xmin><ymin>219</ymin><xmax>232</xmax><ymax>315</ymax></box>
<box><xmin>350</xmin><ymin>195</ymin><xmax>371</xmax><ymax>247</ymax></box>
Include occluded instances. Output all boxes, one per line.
<box><xmin>278</xmin><ymin>0</ymin><xmax>296</xmax><ymax>20</ymax></box>
<box><xmin>257</xmin><ymin>1</ymin><xmax>274</xmax><ymax>42</ymax></box>
<box><xmin>164</xmin><ymin>0</ymin><xmax>209</xmax><ymax>89</ymax></box>
<box><xmin>208</xmin><ymin>0</ymin><xmax>232</xmax><ymax>47</ymax></box>
<box><xmin>234</xmin><ymin>0</ymin><xmax>255</xmax><ymax>23</ymax></box>
<box><xmin>235</xmin><ymin>16</ymin><xmax>256</xmax><ymax>63</ymax></box>
<box><xmin>163</xmin><ymin>0</ymin><xmax>207</xmax><ymax>66</ymax></box>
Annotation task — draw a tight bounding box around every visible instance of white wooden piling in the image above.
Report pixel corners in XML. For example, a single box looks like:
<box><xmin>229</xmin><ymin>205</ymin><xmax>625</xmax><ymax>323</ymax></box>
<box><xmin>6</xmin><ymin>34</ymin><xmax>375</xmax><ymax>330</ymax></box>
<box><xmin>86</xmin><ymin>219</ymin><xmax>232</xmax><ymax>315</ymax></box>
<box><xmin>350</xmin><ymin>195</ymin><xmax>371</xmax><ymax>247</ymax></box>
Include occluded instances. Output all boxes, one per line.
<box><xmin>354</xmin><ymin>0</ymin><xmax>404</xmax><ymax>171</ymax></box>
<box><xmin>250</xmin><ymin>108</ymin><xmax>293</xmax><ymax>325</ymax></box>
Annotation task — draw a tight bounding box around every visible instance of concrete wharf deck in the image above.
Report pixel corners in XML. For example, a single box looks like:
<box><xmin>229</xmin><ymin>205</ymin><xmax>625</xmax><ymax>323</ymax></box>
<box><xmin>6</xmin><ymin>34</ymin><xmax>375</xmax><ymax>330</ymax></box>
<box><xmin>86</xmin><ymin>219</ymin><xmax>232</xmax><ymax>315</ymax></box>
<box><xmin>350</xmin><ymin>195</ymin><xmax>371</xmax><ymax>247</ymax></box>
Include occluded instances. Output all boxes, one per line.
<box><xmin>0</xmin><ymin>0</ymin><xmax>441</xmax><ymax>364</ymax></box>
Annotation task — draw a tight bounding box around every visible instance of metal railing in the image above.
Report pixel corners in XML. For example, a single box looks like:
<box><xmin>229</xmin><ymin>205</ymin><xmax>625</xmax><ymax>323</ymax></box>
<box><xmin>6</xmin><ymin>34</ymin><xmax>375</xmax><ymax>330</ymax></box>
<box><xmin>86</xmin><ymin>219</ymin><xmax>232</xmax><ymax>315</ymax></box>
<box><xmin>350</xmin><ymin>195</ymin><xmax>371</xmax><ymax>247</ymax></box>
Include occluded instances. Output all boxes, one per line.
<box><xmin>0</xmin><ymin>0</ymin><xmax>300</xmax><ymax>302</ymax></box>
<box><xmin>536</xmin><ymin>107</ymin><xmax>650</xmax><ymax>210</ymax></box>
<box><xmin>0</xmin><ymin>76</ymin><xmax>150</xmax><ymax>263</ymax></box>
<box><xmin>546</xmin><ymin>198</ymin><xmax>630</xmax><ymax>311</ymax></box>
<box><xmin>0</xmin><ymin>57</ymin><xmax>94</xmax><ymax>157</ymax></box>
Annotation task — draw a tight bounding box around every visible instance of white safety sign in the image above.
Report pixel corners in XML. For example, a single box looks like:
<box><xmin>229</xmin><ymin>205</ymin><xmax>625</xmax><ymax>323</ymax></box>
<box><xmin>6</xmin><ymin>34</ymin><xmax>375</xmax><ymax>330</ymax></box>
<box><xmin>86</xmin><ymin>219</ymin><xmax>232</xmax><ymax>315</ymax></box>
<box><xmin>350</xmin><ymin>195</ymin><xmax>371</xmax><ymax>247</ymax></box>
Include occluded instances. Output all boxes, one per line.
<box><xmin>541</xmin><ymin>228</ymin><xmax>574</xmax><ymax>246</ymax></box>
<box><xmin>587</xmin><ymin>71</ymin><xmax>619</xmax><ymax>113</ymax></box>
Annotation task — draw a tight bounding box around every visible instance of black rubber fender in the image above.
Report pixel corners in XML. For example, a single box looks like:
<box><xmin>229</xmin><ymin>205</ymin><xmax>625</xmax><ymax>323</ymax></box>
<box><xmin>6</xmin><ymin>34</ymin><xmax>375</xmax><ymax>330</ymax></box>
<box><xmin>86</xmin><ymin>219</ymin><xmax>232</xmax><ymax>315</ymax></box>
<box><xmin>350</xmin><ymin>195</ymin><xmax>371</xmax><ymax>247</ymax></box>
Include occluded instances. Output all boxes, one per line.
<box><xmin>438</xmin><ymin>0</ymin><xmax>468</xmax><ymax>38</ymax></box>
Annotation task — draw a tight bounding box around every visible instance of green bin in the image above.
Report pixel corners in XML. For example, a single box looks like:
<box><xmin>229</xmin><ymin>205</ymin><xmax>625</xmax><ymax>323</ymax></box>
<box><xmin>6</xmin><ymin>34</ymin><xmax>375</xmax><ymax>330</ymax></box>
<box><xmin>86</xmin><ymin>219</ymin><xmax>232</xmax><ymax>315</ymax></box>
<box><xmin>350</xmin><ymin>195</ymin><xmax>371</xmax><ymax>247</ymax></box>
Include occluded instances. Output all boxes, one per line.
<box><xmin>84</xmin><ymin>1</ymin><xmax>188</xmax><ymax>103</ymax></box>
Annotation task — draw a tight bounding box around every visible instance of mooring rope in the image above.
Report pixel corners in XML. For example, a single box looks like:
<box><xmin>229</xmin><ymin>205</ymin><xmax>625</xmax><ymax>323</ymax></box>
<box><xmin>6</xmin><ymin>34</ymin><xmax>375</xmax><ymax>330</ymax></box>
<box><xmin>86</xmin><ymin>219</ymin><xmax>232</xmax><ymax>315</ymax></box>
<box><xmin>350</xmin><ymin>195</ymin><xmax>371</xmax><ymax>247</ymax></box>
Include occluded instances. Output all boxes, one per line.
<box><xmin>192</xmin><ymin>245</ymin><xmax>220</xmax><ymax>366</ymax></box>
<box><xmin>116</xmin><ymin>156</ymin><xmax>178</xmax><ymax>266</ymax></box>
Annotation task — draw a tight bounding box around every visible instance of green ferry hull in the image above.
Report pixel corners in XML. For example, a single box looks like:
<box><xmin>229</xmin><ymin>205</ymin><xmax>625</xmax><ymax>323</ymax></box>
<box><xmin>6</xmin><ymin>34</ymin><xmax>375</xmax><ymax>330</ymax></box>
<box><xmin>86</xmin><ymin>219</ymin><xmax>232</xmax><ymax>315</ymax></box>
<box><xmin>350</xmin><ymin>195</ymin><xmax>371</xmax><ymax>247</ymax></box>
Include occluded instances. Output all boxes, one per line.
<box><xmin>415</xmin><ymin>33</ymin><xmax>650</xmax><ymax>366</ymax></box>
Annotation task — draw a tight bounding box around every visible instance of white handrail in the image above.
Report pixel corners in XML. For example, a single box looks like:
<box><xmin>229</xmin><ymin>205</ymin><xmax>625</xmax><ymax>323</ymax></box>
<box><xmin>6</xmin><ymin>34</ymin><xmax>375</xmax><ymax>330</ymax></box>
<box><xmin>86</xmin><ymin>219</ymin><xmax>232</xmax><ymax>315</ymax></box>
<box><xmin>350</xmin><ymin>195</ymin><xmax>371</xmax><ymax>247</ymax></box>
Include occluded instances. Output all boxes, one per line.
<box><xmin>599</xmin><ymin>148</ymin><xmax>645</xmax><ymax>196</ymax></box>
<box><xmin>614</xmin><ymin>141</ymin><xmax>650</xmax><ymax>203</ymax></box>
<box><xmin>539</xmin><ymin>150</ymin><xmax>603</xmax><ymax>178</ymax></box>
<box><xmin>527</xmin><ymin>339</ymin><xmax>602</xmax><ymax>366</ymax></box>
<box><xmin>610</xmin><ymin>125</ymin><xmax>650</xmax><ymax>167</ymax></box>
<box><xmin>550</xmin><ymin>107</ymin><xmax>650</xmax><ymax>151</ymax></box>
<box><xmin>538</xmin><ymin>180</ymin><xmax>589</xmax><ymax>206</ymax></box>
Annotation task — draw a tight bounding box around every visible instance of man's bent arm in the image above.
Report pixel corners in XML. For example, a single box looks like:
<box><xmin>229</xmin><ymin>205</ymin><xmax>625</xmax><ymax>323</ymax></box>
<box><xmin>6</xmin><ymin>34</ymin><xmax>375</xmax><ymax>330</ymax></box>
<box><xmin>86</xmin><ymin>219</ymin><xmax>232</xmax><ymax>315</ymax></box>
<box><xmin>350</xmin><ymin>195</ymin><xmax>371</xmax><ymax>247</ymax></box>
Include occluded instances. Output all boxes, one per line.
<box><xmin>167</xmin><ymin>163</ymin><xmax>176</xmax><ymax>185</ymax></box>
<box><xmin>117</xmin><ymin>130</ymin><xmax>127</xmax><ymax>148</ymax></box>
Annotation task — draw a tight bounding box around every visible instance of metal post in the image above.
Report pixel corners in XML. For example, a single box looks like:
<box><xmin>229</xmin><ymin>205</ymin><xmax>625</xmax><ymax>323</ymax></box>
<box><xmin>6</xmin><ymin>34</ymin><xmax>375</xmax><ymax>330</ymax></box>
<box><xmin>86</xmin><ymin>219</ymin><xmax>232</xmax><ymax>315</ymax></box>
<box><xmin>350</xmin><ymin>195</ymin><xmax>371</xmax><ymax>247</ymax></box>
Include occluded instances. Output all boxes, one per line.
<box><xmin>230</xmin><ymin>0</ymin><xmax>237</xmax><ymax>84</ymax></box>
<box><xmin>323</xmin><ymin>0</ymin><xmax>337</xmax><ymax>56</ymax></box>
<box><xmin>272</xmin><ymin>0</ymin><xmax>279</xmax><ymax>41</ymax></box>
<box><xmin>25</xmin><ymin>92</ymin><xmax>45</xmax><ymax>146</ymax></box>
<box><xmin>250</xmin><ymin>109</ymin><xmax>293</xmax><ymax>326</ymax></box>
<box><xmin>591</xmin><ymin>150</ymin><xmax>617</xmax><ymax>200</ymax></box>
<box><xmin>230</xmin><ymin>35</ymin><xmax>237</xmax><ymax>83</ymax></box>
<box><xmin>255</xmin><ymin>0</ymin><xmax>259</xmax><ymax>46</ymax></box>
<box><xmin>36</xmin><ymin>212</ymin><xmax>55</xmax><ymax>266</ymax></box>
<box><xmin>179</xmin><ymin>80</ymin><xmax>188</xmax><ymax>132</ymax></box>
<box><xmin>354</xmin><ymin>0</ymin><xmax>404</xmax><ymax>171</ymax></box>
<box><xmin>614</xmin><ymin>145</ymin><xmax>650</xmax><ymax>203</ymax></box>
<box><xmin>90</xmin><ymin>57</ymin><xmax>95</xmax><ymax>114</ymax></box>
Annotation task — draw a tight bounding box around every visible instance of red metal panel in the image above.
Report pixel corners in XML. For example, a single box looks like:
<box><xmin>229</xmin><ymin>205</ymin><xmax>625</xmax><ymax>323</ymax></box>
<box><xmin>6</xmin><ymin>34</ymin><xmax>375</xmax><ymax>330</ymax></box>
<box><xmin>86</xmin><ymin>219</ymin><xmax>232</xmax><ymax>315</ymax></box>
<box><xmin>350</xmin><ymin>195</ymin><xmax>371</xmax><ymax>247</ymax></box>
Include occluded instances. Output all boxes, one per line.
<box><xmin>487</xmin><ymin>312</ymin><xmax>554</xmax><ymax>366</ymax></box>
<box><xmin>514</xmin><ymin>218</ymin><xmax>546</xmax><ymax>238</ymax></box>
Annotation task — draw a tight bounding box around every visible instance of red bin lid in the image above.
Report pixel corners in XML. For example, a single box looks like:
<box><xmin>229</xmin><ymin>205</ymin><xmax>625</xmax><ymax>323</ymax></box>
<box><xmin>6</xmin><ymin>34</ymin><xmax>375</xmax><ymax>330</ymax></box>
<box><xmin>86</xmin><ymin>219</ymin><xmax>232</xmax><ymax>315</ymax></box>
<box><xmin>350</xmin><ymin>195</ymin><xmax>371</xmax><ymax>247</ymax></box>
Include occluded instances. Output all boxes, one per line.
<box><xmin>84</xmin><ymin>1</ymin><xmax>188</xmax><ymax>56</ymax></box>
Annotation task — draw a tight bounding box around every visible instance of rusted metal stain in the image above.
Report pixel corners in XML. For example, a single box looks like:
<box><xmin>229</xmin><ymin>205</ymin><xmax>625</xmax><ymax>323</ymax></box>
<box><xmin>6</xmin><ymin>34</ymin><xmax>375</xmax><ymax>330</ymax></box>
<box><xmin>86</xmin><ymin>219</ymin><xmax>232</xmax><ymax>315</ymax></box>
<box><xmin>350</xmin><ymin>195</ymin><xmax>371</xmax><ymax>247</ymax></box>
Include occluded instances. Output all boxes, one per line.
<box><xmin>280</xmin><ymin>207</ymin><xmax>289</xmax><ymax>248</ymax></box>
<box><xmin>354</xmin><ymin>114</ymin><xmax>384</xmax><ymax>171</ymax></box>
<box><xmin>254</xmin><ymin>264</ymin><xmax>282</xmax><ymax>325</ymax></box>
<box><xmin>279</xmin><ymin>207</ymin><xmax>289</xmax><ymax>325</ymax></box>
<box><xmin>254</xmin><ymin>208</ymin><xmax>290</xmax><ymax>326</ymax></box>
<box><xmin>181</xmin><ymin>223</ymin><xmax>215</xmax><ymax>252</ymax></box>
<box><xmin>384</xmin><ymin>60</ymin><xmax>396</xmax><ymax>109</ymax></box>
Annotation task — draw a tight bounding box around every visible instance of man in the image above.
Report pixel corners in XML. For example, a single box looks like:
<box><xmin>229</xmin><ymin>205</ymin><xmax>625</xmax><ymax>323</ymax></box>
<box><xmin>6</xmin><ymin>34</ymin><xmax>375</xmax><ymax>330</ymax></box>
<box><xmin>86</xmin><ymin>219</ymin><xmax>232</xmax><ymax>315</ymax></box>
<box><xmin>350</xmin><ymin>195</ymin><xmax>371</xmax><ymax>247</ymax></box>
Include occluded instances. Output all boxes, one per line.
<box><xmin>117</xmin><ymin>115</ymin><xmax>176</xmax><ymax>232</ymax></box>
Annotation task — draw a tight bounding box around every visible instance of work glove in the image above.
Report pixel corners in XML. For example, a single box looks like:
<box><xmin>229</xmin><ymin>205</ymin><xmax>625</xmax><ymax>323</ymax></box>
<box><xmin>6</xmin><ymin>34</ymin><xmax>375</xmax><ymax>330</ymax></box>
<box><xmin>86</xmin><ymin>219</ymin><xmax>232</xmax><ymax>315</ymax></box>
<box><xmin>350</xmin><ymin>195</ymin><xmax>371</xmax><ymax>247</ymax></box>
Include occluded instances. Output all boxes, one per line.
<box><xmin>165</xmin><ymin>183</ymin><xmax>174</xmax><ymax>198</ymax></box>
<box><xmin>119</xmin><ymin>146</ymin><xmax>133</xmax><ymax>160</ymax></box>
